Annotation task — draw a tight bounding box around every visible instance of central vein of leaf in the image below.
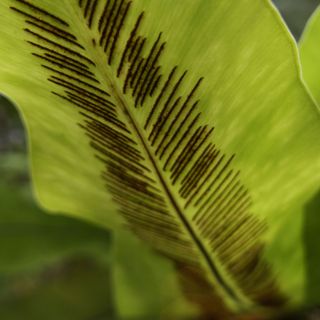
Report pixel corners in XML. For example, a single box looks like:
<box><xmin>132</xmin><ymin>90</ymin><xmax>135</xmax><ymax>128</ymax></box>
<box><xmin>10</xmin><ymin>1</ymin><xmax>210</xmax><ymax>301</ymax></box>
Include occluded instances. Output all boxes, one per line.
<box><xmin>69</xmin><ymin>2</ymin><xmax>246</xmax><ymax>308</ymax></box>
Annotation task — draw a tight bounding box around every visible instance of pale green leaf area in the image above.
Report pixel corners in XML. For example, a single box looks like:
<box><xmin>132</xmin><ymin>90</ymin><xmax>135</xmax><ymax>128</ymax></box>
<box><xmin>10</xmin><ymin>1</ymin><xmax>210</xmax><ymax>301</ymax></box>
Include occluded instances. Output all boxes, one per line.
<box><xmin>300</xmin><ymin>7</ymin><xmax>320</xmax><ymax>106</ymax></box>
<box><xmin>0</xmin><ymin>0</ymin><xmax>319</xmax><ymax>316</ymax></box>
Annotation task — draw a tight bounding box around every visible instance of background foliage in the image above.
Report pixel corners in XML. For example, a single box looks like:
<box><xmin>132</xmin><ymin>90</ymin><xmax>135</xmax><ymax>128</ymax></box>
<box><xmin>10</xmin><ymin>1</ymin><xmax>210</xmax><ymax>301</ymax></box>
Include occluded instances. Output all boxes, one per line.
<box><xmin>0</xmin><ymin>1</ymin><xmax>319</xmax><ymax>319</ymax></box>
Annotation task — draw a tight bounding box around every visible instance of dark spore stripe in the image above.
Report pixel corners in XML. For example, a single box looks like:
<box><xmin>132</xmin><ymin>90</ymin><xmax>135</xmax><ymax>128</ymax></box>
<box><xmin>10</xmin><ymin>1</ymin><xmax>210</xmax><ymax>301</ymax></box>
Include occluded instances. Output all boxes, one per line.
<box><xmin>199</xmin><ymin>171</ymin><xmax>239</xmax><ymax>237</ymax></box>
<box><xmin>144</xmin><ymin>66</ymin><xmax>177</xmax><ymax>130</ymax></box>
<box><xmin>171</xmin><ymin>128</ymin><xmax>214</xmax><ymax>186</ymax></box>
<box><xmin>88</xmin><ymin>132</ymin><xmax>140</xmax><ymax>159</ymax></box>
<box><xmin>132</xmin><ymin>33</ymin><xmax>163</xmax><ymax>99</ymax></box>
<box><xmin>116</xmin><ymin>203</ymin><xmax>179</xmax><ymax>226</ymax></box>
<box><xmin>86</xmin><ymin>118</ymin><xmax>137</xmax><ymax>146</ymax></box>
<box><xmin>99</xmin><ymin>0</ymin><xmax>118</xmax><ymax>47</ymax></box>
<box><xmin>171</xmin><ymin>127</ymin><xmax>203</xmax><ymax>174</ymax></box>
<box><xmin>194</xmin><ymin>154</ymin><xmax>236</xmax><ymax>210</ymax></box>
<box><xmin>10</xmin><ymin>7</ymin><xmax>76</xmax><ymax>39</ymax></box>
<box><xmin>49</xmin><ymin>76</ymin><xmax>111</xmax><ymax>100</ymax></box>
<box><xmin>88</xmin><ymin>0</ymin><xmax>98</xmax><ymax>28</ymax></box>
<box><xmin>107</xmin><ymin>170</ymin><xmax>157</xmax><ymax>192</ymax></box>
<box><xmin>123</xmin><ymin>37</ymin><xmax>146</xmax><ymax>93</ymax></box>
<box><xmin>117</xmin><ymin>12</ymin><xmax>144</xmax><ymax>77</ymax></box>
<box><xmin>184</xmin><ymin>152</ymin><xmax>225</xmax><ymax>208</ymax></box>
<box><xmin>157</xmin><ymin>77</ymin><xmax>203</xmax><ymax>161</ymax></box>
<box><xmin>209</xmin><ymin>191</ymin><xmax>251</xmax><ymax>232</ymax></box>
<box><xmin>108</xmin><ymin>1</ymin><xmax>131</xmax><ymax>66</ymax></box>
<box><xmin>140</xmin><ymin>66</ymin><xmax>161</xmax><ymax>107</ymax></box>
<box><xmin>32</xmin><ymin>53</ymin><xmax>98</xmax><ymax>82</ymax></box>
<box><xmin>118</xmin><ymin>209</ymin><xmax>181</xmax><ymax>232</ymax></box>
<box><xmin>149</xmin><ymin>74</ymin><xmax>162</xmax><ymax>97</ymax></box>
<box><xmin>111</xmin><ymin>193</ymin><xmax>169</xmax><ymax>216</ymax></box>
<box><xmin>128</xmin><ymin>37</ymin><xmax>140</xmax><ymax>61</ymax></box>
<box><xmin>116</xmin><ymin>200</ymin><xmax>171</xmax><ymax>222</ymax></box>
<box><xmin>183</xmin><ymin>149</ymin><xmax>221</xmax><ymax>204</ymax></box>
<box><xmin>153</xmin><ymin>97</ymin><xmax>181</xmax><ymax>156</ymax></box>
<box><xmin>103</xmin><ymin>0</ymin><xmax>125</xmax><ymax>53</ymax></box>
<box><xmin>44</xmin><ymin>53</ymin><xmax>90</xmax><ymax>73</ymax></box>
<box><xmin>84</xmin><ymin>0</ymin><xmax>92</xmax><ymax>18</ymax></box>
<box><xmin>199</xmin><ymin>186</ymin><xmax>248</xmax><ymax>229</ymax></box>
<box><xmin>106</xmin><ymin>182</ymin><xmax>166</xmax><ymax>208</ymax></box>
<box><xmin>195</xmin><ymin>172</ymin><xmax>241</xmax><ymax>228</ymax></box>
<box><xmin>150</xmin><ymin>71</ymin><xmax>187</xmax><ymax>146</ymax></box>
<box><xmin>52</xmin><ymin>92</ymin><xmax>124</xmax><ymax>131</ymax></box>
<box><xmin>105</xmin><ymin>171</ymin><xmax>162</xmax><ymax>200</ymax></box>
<box><xmin>179</xmin><ymin>144</ymin><xmax>214</xmax><ymax>197</ymax></box>
<box><xmin>24</xmin><ymin>29</ymin><xmax>95</xmax><ymax>65</ymax></box>
<box><xmin>130</xmin><ymin>58</ymin><xmax>145</xmax><ymax>90</ymax></box>
<box><xmin>44</xmin><ymin>65</ymin><xmax>108</xmax><ymax>95</ymax></box>
<box><xmin>92</xmin><ymin>138</ymin><xmax>145</xmax><ymax>168</ymax></box>
<box><xmin>87</xmin><ymin>125</ymin><xmax>143</xmax><ymax>158</ymax></box>
<box><xmin>98</xmin><ymin>1</ymin><xmax>110</xmax><ymax>31</ymax></box>
<box><xmin>27</xmin><ymin>41</ymin><xmax>90</xmax><ymax>69</ymax></box>
<box><xmin>136</xmin><ymin>43</ymin><xmax>166</xmax><ymax>107</ymax></box>
<box><xmin>65</xmin><ymin>93</ymin><xmax>116</xmax><ymax>119</ymax></box>
<box><xmin>14</xmin><ymin>0</ymin><xmax>69</xmax><ymax>26</ymax></box>
<box><xmin>163</xmin><ymin>111</ymin><xmax>200</xmax><ymax>171</ymax></box>
<box><xmin>25</xmin><ymin>20</ymin><xmax>84</xmax><ymax>49</ymax></box>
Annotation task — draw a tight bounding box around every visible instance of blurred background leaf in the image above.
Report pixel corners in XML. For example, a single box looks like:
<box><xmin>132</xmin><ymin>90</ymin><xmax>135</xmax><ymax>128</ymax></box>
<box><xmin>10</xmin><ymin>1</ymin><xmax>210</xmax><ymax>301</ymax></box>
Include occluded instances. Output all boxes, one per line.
<box><xmin>0</xmin><ymin>152</ymin><xmax>113</xmax><ymax>275</ymax></box>
<box><xmin>0</xmin><ymin>95</ymin><xmax>115</xmax><ymax>319</ymax></box>
<box><xmin>0</xmin><ymin>258</ymin><xmax>114</xmax><ymax>320</ymax></box>
<box><xmin>273</xmin><ymin>0</ymin><xmax>320</xmax><ymax>39</ymax></box>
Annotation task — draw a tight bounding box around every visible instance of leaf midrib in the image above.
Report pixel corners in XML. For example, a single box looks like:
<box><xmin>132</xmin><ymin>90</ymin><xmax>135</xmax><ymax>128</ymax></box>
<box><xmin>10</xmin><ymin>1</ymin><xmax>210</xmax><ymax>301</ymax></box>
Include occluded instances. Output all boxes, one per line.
<box><xmin>68</xmin><ymin>1</ymin><xmax>245</xmax><ymax>308</ymax></box>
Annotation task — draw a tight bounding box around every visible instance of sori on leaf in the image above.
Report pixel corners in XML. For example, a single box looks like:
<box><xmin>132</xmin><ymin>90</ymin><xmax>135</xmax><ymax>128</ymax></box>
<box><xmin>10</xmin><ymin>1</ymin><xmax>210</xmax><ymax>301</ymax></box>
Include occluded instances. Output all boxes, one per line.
<box><xmin>0</xmin><ymin>0</ymin><xmax>320</xmax><ymax>317</ymax></box>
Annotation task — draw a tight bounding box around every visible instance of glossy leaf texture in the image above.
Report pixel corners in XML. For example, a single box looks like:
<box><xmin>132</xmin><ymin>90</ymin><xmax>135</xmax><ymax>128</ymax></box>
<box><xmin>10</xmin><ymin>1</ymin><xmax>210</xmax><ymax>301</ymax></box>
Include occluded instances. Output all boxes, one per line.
<box><xmin>0</xmin><ymin>0</ymin><xmax>319</xmax><ymax>316</ymax></box>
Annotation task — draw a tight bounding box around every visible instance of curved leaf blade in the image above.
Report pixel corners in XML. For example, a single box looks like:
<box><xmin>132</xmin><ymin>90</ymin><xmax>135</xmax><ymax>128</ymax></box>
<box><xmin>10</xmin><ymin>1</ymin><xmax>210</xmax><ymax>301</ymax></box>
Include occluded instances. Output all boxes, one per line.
<box><xmin>299</xmin><ymin>7</ymin><xmax>320</xmax><ymax>307</ymax></box>
<box><xmin>0</xmin><ymin>0</ymin><xmax>319</xmax><ymax>315</ymax></box>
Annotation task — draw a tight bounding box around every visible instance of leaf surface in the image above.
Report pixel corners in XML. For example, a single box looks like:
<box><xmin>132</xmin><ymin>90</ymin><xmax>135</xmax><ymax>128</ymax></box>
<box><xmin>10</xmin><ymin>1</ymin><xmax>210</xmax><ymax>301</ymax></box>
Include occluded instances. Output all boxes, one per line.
<box><xmin>0</xmin><ymin>0</ymin><xmax>319</xmax><ymax>314</ymax></box>
<box><xmin>299</xmin><ymin>8</ymin><xmax>320</xmax><ymax>306</ymax></box>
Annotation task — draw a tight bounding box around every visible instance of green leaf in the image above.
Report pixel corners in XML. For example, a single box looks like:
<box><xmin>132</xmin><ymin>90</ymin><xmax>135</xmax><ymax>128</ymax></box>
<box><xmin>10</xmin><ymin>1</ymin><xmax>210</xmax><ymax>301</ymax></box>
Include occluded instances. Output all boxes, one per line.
<box><xmin>300</xmin><ymin>6</ymin><xmax>320</xmax><ymax>106</ymax></box>
<box><xmin>0</xmin><ymin>151</ymin><xmax>112</xmax><ymax>274</ymax></box>
<box><xmin>0</xmin><ymin>0</ymin><xmax>319</xmax><ymax>316</ymax></box>
<box><xmin>0</xmin><ymin>257</ymin><xmax>115</xmax><ymax>320</ymax></box>
<box><xmin>0</xmin><ymin>150</ymin><xmax>184</xmax><ymax>319</ymax></box>
<box><xmin>0</xmin><ymin>95</ymin><xmax>184</xmax><ymax>319</ymax></box>
<box><xmin>298</xmin><ymin>7</ymin><xmax>320</xmax><ymax>307</ymax></box>
<box><xmin>113</xmin><ymin>230</ymin><xmax>198</xmax><ymax>319</ymax></box>
<box><xmin>0</xmin><ymin>152</ymin><xmax>116</xmax><ymax>318</ymax></box>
